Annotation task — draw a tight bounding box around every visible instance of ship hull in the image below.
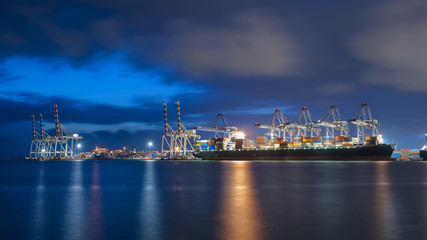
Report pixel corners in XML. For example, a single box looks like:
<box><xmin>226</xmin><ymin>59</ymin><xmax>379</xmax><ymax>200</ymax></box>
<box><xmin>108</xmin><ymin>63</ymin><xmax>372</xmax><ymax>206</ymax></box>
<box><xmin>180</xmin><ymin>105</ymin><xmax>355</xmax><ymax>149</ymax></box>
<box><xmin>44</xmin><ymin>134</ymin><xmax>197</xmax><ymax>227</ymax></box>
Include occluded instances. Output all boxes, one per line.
<box><xmin>194</xmin><ymin>144</ymin><xmax>395</xmax><ymax>161</ymax></box>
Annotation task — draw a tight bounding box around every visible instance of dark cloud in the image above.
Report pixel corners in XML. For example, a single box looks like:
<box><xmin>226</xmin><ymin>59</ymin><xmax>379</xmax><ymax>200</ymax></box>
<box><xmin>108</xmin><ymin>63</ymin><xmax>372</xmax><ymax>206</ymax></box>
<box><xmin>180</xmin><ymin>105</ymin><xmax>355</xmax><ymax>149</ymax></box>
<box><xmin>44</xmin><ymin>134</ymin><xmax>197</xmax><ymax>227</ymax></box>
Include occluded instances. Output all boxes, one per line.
<box><xmin>350</xmin><ymin>0</ymin><xmax>427</xmax><ymax>92</ymax></box>
<box><xmin>148</xmin><ymin>10</ymin><xmax>302</xmax><ymax>78</ymax></box>
<box><xmin>0</xmin><ymin>68</ymin><xmax>22</xmax><ymax>83</ymax></box>
<box><xmin>0</xmin><ymin>93</ymin><xmax>161</xmax><ymax>124</ymax></box>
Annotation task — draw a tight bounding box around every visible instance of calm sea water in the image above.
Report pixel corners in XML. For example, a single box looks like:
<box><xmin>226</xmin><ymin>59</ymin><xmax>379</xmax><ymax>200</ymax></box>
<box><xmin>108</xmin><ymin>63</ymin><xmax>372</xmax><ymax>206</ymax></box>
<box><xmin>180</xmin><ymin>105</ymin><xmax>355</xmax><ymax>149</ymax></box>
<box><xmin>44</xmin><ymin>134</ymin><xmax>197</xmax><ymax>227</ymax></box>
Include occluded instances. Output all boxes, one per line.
<box><xmin>1</xmin><ymin>160</ymin><xmax>427</xmax><ymax>240</ymax></box>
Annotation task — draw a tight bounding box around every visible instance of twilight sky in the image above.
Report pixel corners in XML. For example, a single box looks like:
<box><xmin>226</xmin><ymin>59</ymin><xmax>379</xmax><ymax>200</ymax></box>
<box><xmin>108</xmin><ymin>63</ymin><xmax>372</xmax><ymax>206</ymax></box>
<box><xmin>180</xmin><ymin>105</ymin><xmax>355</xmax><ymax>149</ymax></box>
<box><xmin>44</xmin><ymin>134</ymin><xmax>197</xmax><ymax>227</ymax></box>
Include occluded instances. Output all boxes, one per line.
<box><xmin>1</xmin><ymin>0</ymin><xmax>427</xmax><ymax>158</ymax></box>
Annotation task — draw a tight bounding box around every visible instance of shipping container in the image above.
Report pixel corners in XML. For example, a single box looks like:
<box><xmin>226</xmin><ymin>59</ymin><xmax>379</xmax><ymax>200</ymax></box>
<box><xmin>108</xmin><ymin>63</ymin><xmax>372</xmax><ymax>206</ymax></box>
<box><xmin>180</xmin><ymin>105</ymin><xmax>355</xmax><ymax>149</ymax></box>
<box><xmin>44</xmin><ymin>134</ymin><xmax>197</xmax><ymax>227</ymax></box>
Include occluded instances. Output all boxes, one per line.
<box><xmin>335</xmin><ymin>136</ymin><xmax>343</xmax><ymax>145</ymax></box>
<box><xmin>323</xmin><ymin>136</ymin><xmax>333</xmax><ymax>141</ymax></box>
<box><xmin>293</xmin><ymin>136</ymin><xmax>302</xmax><ymax>141</ymax></box>
<box><xmin>312</xmin><ymin>137</ymin><xmax>322</xmax><ymax>144</ymax></box>
<box><xmin>256</xmin><ymin>136</ymin><xmax>266</xmax><ymax>142</ymax></box>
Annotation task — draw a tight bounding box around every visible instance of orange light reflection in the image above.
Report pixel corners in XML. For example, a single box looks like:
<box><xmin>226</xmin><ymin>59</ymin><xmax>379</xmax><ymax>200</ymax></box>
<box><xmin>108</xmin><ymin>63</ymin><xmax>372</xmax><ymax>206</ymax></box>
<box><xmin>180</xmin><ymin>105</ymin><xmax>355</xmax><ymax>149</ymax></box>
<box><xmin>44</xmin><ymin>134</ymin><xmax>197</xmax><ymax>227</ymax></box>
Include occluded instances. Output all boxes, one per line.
<box><xmin>218</xmin><ymin>161</ymin><xmax>265</xmax><ymax>240</ymax></box>
<box><xmin>373</xmin><ymin>162</ymin><xmax>399</xmax><ymax>239</ymax></box>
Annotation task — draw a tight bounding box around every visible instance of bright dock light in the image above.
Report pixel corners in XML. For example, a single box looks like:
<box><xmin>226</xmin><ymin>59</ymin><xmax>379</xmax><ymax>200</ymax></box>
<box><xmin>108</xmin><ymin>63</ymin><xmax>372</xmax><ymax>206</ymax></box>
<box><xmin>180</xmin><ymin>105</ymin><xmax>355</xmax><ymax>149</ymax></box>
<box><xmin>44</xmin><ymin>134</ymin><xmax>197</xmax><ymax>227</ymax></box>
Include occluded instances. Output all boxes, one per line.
<box><xmin>377</xmin><ymin>134</ymin><xmax>384</xmax><ymax>144</ymax></box>
<box><xmin>148</xmin><ymin>141</ymin><xmax>153</xmax><ymax>153</ymax></box>
<box><xmin>235</xmin><ymin>131</ymin><xmax>245</xmax><ymax>139</ymax></box>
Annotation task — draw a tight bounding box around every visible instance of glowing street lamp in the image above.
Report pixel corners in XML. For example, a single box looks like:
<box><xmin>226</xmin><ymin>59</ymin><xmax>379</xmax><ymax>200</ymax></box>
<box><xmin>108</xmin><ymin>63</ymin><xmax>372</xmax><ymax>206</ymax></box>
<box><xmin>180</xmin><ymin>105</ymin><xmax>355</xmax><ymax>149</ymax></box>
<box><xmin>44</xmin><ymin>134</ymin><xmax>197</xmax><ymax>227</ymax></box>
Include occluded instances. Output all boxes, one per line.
<box><xmin>148</xmin><ymin>142</ymin><xmax>153</xmax><ymax>159</ymax></box>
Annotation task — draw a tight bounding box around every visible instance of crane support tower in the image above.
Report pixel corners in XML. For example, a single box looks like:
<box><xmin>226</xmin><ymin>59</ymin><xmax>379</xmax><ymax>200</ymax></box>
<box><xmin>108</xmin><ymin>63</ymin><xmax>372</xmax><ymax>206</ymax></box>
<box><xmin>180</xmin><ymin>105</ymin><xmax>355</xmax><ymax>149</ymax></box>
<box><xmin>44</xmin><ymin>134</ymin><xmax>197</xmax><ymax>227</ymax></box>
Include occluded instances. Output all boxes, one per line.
<box><xmin>317</xmin><ymin>105</ymin><xmax>349</xmax><ymax>138</ymax></box>
<box><xmin>29</xmin><ymin>104</ymin><xmax>82</xmax><ymax>160</ymax></box>
<box><xmin>421</xmin><ymin>130</ymin><xmax>427</xmax><ymax>151</ymax></box>
<box><xmin>286</xmin><ymin>107</ymin><xmax>320</xmax><ymax>137</ymax></box>
<box><xmin>195</xmin><ymin>113</ymin><xmax>237</xmax><ymax>139</ymax></box>
<box><xmin>161</xmin><ymin>101</ymin><xmax>199</xmax><ymax>159</ymax></box>
<box><xmin>349</xmin><ymin>103</ymin><xmax>381</xmax><ymax>144</ymax></box>
<box><xmin>255</xmin><ymin>109</ymin><xmax>292</xmax><ymax>141</ymax></box>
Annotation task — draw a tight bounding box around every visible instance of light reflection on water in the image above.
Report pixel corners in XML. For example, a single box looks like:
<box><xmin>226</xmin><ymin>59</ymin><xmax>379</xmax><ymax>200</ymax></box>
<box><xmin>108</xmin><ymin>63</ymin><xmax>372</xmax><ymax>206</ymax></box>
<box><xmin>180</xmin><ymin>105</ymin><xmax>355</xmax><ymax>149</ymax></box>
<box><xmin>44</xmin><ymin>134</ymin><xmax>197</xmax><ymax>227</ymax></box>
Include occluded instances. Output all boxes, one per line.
<box><xmin>138</xmin><ymin>160</ymin><xmax>161</xmax><ymax>240</ymax></box>
<box><xmin>29</xmin><ymin>164</ymin><xmax>46</xmax><ymax>240</ymax></box>
<box><xmin>373</xmin><ymin>162</ymin><xmax>397</xmax><ymax>240</ymax></box>
<box><xmin>2</xmin><ymin>160</ymin><xmax>427</xmax><ymax>240</ymax></box>
<box><xmin>88</xmin><ymin>162</ymin><xmax>104</xmax><ymax>239</ymax></box>
<box><xmin>218</xmin><ymin>161</ymin><xmax>264</xmax><ymax>240</ymax></box>
<box><xmin>63</xmin><ymin>161</ymin><xmax>85</xmax><ymax>240</ymax></box>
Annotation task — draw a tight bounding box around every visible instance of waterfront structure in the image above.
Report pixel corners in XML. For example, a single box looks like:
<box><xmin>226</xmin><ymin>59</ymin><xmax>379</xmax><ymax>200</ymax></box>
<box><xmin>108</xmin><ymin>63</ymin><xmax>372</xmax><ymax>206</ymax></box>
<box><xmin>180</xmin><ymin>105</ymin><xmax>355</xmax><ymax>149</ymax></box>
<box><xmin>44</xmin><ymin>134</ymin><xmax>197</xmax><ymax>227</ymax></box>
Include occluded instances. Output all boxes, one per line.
<box><xmin>29</xmin><ymin>104</ymin><xmax>82</xmax><ymax>159</ymax></box>
<box><xmin>161</xmin><ymin>101</ymin><xmax>199</xmax><ymax>159</ymax></box>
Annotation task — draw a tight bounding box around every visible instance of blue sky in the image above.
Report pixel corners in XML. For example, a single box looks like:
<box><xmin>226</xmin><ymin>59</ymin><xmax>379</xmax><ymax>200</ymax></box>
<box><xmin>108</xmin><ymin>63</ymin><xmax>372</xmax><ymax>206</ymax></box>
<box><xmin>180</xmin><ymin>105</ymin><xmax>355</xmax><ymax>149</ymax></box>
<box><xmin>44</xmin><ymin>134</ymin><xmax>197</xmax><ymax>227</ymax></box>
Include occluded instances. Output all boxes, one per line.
<box><xmin>1</xmin><ymin>0</ymin><xmax>427</xmax><ymax>158</ymax></box>
<box><xmin>1</xmin><ymin>53</ymin><xmax>204</xmax><ymax>107</ymax></box>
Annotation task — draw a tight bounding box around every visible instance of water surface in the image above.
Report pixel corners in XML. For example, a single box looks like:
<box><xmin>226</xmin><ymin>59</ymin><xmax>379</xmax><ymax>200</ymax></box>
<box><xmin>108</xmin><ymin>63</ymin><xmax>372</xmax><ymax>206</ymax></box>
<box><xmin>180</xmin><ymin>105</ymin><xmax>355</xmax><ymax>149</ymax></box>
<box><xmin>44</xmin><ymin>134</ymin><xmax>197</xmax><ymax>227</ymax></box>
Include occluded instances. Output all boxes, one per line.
<box><xmin>1</xmin><ymin>160</ymin><xmax>427</xmax><ymax>239</ymax></box>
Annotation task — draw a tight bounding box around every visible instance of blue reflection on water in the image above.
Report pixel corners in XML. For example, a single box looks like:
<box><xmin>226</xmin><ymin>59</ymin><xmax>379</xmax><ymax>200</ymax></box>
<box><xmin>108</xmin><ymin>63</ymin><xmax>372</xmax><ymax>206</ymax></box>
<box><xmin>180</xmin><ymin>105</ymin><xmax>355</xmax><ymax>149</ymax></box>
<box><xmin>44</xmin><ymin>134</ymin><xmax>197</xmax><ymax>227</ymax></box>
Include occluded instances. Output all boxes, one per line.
<box><xmin>138</xmin><ymin>160</ymin><xmax>161</xmax><ymax>240</ymax></box>
<box><xmin>63</xmin><ymin>161</ymin><xmax>86</xmax><ymax>240</ymax></box>
<box><xmin>29</xmin><ymin>163</ymin><xmax>46</xmax><ymax>240</ymax></box>
<box><xmin>1</xmin><ymin>160</ymin><xmax>427</xmax><ymax>240</ymax></box>
<box><xmin>88</xmin><ymin>162</ymin><xmax>104</xmax><ymax>239</ymax></box>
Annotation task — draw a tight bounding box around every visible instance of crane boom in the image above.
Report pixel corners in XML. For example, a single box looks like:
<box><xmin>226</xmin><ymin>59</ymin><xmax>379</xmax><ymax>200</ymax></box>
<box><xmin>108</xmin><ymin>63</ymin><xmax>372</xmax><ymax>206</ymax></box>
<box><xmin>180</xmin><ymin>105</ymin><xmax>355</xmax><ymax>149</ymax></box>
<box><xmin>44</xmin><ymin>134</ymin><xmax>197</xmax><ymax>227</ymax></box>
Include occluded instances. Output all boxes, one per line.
<box><xmin>195</xmin><ymin>113</ymin><xmax>237</xmax><ymax>138</ymax></box>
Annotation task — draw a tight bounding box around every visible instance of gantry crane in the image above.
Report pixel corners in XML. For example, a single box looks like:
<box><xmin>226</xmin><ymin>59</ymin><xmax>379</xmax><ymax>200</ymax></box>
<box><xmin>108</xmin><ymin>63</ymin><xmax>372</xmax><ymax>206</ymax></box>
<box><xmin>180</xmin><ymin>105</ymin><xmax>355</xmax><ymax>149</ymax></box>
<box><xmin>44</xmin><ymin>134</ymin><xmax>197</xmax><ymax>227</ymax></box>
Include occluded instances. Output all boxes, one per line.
<box><xmin>30</xmin><ymin>113</ymin><xmax>54</xmax><ymax>159</ymax></box>
<box><xmin>286</xmin><ymin>107</ymin><xmax>320</xmax><ymax>137</ymax></box>
<box><xmin>194</xmin><ymin>113</ymin><xmax>237</xmax><ymax>139</ymax></box>
<box><xmin>161</xmin><ymin>101</ymin><xmax>199</xmax><ymax>159</ymax></box>
<box><xmin>29</xmin><ymin>104</ymin><xmax>82</xmax><ymax>159</ymax></box>
<box><xmin>254</xmin><ymin>109</ymin><xmax>292</xmax><ymax>141</ymax></box>
<box><xmin>316</xmin><ymin>105</ymin><xmax>349</xmax><ymax>138</ymax></box>
<box><xmin>349</xmin><ymin>103</ymin><xmax>380</xmax><ymax>144</ymax></box>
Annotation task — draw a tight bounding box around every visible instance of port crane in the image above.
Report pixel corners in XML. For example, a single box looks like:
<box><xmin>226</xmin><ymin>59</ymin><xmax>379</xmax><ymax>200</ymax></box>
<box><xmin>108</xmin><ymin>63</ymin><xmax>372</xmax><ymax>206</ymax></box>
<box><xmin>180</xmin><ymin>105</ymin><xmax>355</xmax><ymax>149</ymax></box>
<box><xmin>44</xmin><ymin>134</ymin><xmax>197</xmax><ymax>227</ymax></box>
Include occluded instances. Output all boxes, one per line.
<box><xmin>254</xmin><ymin>109</ymin><xmax>292</xmax><ymax>141</ymax></box>
<box><xmin>286</xmin><ymin>107</ymin><xmax>320</xmax><ymax>137</ymax></box>
<box><xmin>349</xmin><ymin>103</ymin><xmax>381</xmax><ymax>144</ymax></box>
<box><xmin>317</xmin><ymin>105</ymin><xmax>349</xmax><ymax>138</ymax></box>
<box><xmin>194</xmin><ymin>113</ymin><xmax>237</xmax><ymax>139</ymax></box>
<box><xmin>161</xmin><ymin>101</ymin><xmax>199</xmax><ymax>159</ymax></box>
<box><xmin>30</xmin><ymin>114</ymin><xmax>55</xmax><ymax>159</ymax></box>
<box><xmin>422</xmin><ymin>130</ymin><xmax>427</xmax><ymax>151</ymax></box>
<box><xmin>29</xmin><ymin>104</ymin><xmax>82</xmax><ymax>159</ymax></box>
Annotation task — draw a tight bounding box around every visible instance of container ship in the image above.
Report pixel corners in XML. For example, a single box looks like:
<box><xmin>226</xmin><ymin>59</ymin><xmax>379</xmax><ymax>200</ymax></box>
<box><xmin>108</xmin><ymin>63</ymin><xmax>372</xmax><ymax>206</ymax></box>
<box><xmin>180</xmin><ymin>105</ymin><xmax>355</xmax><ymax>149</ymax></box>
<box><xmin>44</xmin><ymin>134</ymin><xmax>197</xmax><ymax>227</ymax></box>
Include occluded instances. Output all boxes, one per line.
<box><xmin>193</xmin><ymin>136</ymin><xmax>396</xmax><ymax>161</ymax></box>
<box><xmin>192</xmin><ymin>104</ymin><xmax>396</xmax><ymax>161</ymax></box>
